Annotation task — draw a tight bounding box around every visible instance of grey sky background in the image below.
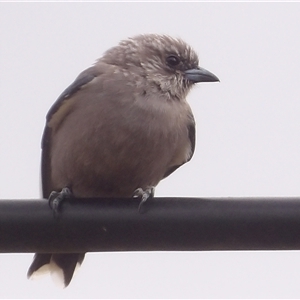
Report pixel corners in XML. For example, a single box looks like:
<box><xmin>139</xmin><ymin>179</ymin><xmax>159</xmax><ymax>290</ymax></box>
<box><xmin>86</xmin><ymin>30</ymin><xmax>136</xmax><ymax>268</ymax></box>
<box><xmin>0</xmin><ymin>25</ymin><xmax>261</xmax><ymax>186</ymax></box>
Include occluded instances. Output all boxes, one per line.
<box><xmin>1</xmin><ymin>2</ymin><xmax>300</xmax><ymax>298</ymax></box>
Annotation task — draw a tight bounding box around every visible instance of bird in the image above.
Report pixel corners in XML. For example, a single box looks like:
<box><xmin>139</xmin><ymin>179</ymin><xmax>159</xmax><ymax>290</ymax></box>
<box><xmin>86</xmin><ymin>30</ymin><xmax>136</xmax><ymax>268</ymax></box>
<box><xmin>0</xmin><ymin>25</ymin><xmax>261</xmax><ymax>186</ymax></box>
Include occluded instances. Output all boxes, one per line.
<box><xmin>27</xmin><ymin>34</ymin><xmax>219</xmax><ymax>287</ymax></box>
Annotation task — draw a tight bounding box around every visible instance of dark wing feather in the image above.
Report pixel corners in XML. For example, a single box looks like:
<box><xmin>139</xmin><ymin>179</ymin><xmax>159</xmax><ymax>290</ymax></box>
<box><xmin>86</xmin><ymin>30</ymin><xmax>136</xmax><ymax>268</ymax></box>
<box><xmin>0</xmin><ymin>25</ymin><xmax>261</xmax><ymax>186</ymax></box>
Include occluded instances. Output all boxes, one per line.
<box><xmin>187</xmin><ymin>121</ymin><xmax>196</xmax><ymax>161</ymax></box>
<box><xmin>163</xmin><ymin>117</ymin><xmax>196</xmax><ymax>179</ymax></box>
<box><xmin>41</xmin><ymin>67</ymin><xmax>97</xmax><ymax>198</ymax></box>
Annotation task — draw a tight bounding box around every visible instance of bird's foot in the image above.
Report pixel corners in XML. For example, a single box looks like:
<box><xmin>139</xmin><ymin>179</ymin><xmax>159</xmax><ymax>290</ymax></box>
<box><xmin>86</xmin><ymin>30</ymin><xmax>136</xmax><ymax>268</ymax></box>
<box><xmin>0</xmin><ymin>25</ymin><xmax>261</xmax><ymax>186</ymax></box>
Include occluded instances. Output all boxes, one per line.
<box><xmin>48</xmin><ymin>187</ymin><xmax>72</xmax><ymax>218</ymax></box>
<box><xmin>133</xmin><ymin>186</ymin><xmax>155</xmax><ymax>213</ymax></box>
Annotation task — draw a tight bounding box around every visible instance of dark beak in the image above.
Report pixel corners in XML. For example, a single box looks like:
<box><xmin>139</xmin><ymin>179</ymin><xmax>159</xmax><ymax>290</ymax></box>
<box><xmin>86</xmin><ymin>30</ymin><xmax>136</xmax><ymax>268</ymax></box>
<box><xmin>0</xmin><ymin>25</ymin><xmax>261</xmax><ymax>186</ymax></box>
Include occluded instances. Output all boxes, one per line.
<box><xmin>185</xmin><ymin>67</ymin><xmax>219</xmax><ymax>83</ymax></box>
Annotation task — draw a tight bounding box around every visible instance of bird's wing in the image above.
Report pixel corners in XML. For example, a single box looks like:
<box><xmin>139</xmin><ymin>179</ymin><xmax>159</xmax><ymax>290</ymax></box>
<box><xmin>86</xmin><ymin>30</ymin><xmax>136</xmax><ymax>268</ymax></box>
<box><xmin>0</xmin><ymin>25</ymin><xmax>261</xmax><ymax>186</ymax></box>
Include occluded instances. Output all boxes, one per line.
<box><xmin>41</xmin><ymin>66</ymin><xmax>98</xmax><ymax>198</ymax></box>
<box><xmin>162</xmin><ymin>115</ymin><xmax>196</xmax><ymax>179</ymax></box>
<box><xmin>187</xmin><ymin>120</ymin><xmax>196</xmax><ymax>162</ymax></box>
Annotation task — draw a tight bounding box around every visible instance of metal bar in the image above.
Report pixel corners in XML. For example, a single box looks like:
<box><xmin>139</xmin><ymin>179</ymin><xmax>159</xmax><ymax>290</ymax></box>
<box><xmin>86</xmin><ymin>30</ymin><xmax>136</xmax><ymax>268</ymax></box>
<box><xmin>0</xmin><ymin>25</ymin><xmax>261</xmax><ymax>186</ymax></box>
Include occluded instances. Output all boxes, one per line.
<box><xmin>0</xmin><ymin>197</ymin><xmax>300</xmax><ymax>253</ymax></box>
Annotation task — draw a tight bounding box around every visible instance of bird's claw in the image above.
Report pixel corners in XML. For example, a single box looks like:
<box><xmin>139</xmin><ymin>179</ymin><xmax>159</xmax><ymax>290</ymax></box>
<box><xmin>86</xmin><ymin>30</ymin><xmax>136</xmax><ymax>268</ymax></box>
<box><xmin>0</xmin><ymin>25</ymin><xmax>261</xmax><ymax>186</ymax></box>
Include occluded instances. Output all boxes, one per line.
<box><xmin>133</xmin><ymin>186</ymin><xmax>155</xmax><ymax>213</ymax></box>
<box><xmin>48</xmin><ymin>187</ymin><xmax>72</xmax><ymax>218</ymax></box>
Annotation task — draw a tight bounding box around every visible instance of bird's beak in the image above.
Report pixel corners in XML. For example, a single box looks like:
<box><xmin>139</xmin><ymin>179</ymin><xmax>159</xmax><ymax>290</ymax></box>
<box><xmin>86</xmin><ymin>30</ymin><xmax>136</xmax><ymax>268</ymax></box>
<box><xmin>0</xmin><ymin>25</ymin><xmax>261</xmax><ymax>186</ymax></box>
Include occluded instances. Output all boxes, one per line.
<box><xmin>185</xmin><ymin>67</ymin><xmax>219</xmax><ymax>83</ymax></box>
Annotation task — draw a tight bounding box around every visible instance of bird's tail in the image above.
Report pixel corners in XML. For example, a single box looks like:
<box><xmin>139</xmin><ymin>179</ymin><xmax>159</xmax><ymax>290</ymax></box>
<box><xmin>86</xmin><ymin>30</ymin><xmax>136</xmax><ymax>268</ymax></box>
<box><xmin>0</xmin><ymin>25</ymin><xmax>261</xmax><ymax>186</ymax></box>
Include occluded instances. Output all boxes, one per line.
<box><xmin>27</xmin><ymin>253</ymin><xmax>85</xmax><ymax>287</ymax></box>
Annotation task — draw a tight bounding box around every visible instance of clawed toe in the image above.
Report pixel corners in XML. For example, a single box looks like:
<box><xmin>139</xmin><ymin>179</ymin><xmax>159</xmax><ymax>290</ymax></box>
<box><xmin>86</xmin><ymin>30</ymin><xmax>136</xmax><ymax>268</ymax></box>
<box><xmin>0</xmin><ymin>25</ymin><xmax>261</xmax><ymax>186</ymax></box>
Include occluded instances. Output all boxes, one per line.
<box><xmin>48</xmin><ymin>187</ymin><xmax>72</xmax><ymax>218</ymax></box>
<box><xmin>133</xmin><ymin>186</ymin><xmax>155</xmax><ymax>213</ymax></box>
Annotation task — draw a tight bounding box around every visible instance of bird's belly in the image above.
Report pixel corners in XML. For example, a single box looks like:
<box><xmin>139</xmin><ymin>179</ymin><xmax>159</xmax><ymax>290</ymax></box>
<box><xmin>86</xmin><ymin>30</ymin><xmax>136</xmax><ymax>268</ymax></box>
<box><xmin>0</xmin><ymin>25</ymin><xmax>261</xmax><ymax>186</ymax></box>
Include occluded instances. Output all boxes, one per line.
<box><xmin>50</xmin><ymin>96</ymin><xmax>191</xmax><ymax>198</ymax></box>
<box><xmin>51</xmin><ymin>124</ymin><xmax>187</xmax><ymax>198</ymax></box>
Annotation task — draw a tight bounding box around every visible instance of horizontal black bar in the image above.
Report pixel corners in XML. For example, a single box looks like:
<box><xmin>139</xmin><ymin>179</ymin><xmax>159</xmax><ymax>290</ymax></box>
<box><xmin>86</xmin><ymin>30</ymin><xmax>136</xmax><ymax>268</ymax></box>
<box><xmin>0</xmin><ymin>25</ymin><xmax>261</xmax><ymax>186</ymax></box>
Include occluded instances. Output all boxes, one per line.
<box><xmin>0</xmin><ymin>197</ymin><xmax>300</xmax><ymax>253</ymax></box>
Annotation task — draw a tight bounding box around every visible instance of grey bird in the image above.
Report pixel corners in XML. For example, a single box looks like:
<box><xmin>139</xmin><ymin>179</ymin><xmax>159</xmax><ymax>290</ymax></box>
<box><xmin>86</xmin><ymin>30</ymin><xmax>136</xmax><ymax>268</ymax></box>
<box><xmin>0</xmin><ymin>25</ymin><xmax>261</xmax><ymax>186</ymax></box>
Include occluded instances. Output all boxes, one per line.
<box><xmin>27</xmin><ymin>34</ymin><xmax>219</xmax><ymax>287</ymax></box>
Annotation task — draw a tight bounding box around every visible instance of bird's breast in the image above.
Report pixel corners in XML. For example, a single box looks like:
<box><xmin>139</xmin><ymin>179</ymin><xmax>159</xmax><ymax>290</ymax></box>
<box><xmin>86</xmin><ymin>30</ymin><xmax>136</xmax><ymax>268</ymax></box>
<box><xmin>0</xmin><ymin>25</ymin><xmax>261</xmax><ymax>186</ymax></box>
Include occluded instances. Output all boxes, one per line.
<box><xmin>50</xmin><ymin>91</ymin><xmax>193</xmax><ymax>197</ymax></box>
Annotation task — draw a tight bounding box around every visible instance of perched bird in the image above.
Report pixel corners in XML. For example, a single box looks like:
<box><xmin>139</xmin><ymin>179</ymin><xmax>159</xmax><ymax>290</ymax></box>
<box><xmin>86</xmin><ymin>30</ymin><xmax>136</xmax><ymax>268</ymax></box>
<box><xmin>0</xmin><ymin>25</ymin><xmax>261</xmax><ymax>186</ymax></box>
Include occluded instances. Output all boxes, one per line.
<box><xmin>27</xmin><ymin>34</ymin><xmax>219</xmax><ymax>287</ymax></box>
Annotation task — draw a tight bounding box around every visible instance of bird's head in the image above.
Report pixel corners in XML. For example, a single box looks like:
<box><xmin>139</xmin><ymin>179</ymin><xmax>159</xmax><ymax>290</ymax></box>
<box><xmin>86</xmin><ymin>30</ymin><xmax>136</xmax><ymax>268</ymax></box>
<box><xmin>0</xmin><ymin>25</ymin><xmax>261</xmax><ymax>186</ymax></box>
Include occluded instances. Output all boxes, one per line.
<box><xmin>102</xmin><ymin>34</ymin><xmax>219</xmax><ymax>100</ymax></box>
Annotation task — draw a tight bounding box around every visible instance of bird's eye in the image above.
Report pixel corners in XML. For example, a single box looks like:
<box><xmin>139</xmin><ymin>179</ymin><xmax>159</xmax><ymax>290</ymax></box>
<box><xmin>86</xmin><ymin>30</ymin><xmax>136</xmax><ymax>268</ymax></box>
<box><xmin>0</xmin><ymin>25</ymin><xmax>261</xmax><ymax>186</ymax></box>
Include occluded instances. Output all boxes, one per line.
<box><xmin>166</xmin><ymin>55</ymin><xmax>180</xmax><ymax>67</ymax></box>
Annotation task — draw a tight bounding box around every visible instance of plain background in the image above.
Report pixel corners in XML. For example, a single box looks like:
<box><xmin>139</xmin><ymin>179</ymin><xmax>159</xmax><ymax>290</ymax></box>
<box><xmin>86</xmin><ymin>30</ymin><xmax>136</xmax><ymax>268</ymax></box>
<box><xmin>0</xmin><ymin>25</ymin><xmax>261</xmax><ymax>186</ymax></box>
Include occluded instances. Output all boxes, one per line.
<box><xmin>1</xmin><ymin>2</ymin><xmax>300</xmax><ymax>298</ymax></box>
